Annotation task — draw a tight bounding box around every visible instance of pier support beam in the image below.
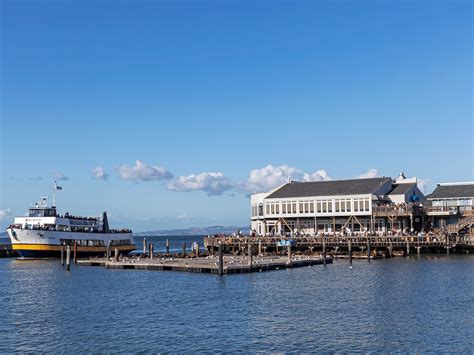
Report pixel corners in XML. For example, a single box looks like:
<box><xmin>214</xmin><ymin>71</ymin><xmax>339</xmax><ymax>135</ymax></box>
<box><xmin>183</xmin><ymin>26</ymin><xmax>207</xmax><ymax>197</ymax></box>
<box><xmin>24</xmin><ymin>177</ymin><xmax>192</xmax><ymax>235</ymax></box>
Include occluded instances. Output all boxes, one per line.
<box><xmin>218</xmin><ymin>244</ymin><xmax>224</xmax><ymax>276</ymax></box>
<box><xmin>348</xmin><ymin>239</ymin><xmax>352</xmax><ymax>267</ymax></box>
<box><xmin>287</xmin><ymin>245</ymin><xmax>292</xmax><ymax>267</ymax></box>
<box><xmin>406</xmin><ymin>239</ymin><xmax>410</xmax><ymax>256</ymax></box>
<box><xmin>114</xmin><ymin>248</ymin><xmax>119</xmax><ymax>262</ymax></box>
<box><xmin>73</xmin><ymin>240</ymin><xmax>77</xmax><ymax>264</ymax></box>
<box><xmin>367</xmin><ymin>238</ymin><xmax>371</xmax><ymax>262</ymax></box>
<box><xmin>182</xmin><ymin>242</ymin><xmax>186</xmax><ymax>257</ymax></box>
<box><xmin>66</xmin><ymin>246</ymin><xmax>71</xmax><ymax>271</ymax></box>
<box><xmin>166</xmin><ymin>239</ymin><xmax>170</xmax><ymax>255</ymax></box>
<box><xmin>195</xmin><ymin>243</ymin><xmax>200</xmax><ymax>258</ymax></box>
<box><xmin>322</xmin><ymin>237</ymin><xmax>326</xmax><ymax>266</ymax></box>
<box><xmin>258</xmin><ymin>240</ymin><xmax>262</xmax><ymax>256</ymax></box>
<box><xmin>143</xmin><ymin>238</ymin><xmax>147</xmax><ymax>257</ymax></box>
<box><xmin>248</xmin><ymin>242</ymin><xmax>253</xmax><ymax>271</ymax></box>
<box><xmin>61</xmin><ymin>244</ymin><xmax>64</xmax><ymax>266</ymax></box>
<box><xmin>149</xmin><ymin>243</ymin><xmax>153</xmax><ymax>260</ymax></box>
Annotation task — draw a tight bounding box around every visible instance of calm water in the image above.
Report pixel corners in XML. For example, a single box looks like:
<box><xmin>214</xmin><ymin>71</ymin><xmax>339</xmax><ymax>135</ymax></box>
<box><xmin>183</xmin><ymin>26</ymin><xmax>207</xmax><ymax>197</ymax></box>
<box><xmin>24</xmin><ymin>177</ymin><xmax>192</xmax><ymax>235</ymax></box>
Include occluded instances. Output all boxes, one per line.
<box><xmin>1</xmin><ymin>236</ymin><xmax>473</xmax><ymax>353</ymax></box>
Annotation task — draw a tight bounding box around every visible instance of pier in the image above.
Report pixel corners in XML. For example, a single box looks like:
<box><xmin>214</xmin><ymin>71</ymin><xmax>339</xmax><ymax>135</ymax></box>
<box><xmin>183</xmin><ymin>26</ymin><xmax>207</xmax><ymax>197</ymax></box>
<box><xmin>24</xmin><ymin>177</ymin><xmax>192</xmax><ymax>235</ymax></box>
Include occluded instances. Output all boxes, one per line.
<box><xmin>78</xmin><ymin>253</ymin><xmax>332</xmax><ymax>274</ymax></box>
<box><xmin>203</xmin><ymin>234</ymin><xmax>474</xmax><ymax>256</ymax></box>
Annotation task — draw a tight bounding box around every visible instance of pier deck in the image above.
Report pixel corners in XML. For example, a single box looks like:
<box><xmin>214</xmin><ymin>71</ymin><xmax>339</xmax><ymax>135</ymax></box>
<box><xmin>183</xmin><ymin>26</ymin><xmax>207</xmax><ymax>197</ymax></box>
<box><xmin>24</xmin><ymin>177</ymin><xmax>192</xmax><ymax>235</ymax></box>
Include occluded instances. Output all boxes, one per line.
<box><xmin>78</xmin><ymin>254</ymin><xmax>332</xmax><ymax>274</ymax></box>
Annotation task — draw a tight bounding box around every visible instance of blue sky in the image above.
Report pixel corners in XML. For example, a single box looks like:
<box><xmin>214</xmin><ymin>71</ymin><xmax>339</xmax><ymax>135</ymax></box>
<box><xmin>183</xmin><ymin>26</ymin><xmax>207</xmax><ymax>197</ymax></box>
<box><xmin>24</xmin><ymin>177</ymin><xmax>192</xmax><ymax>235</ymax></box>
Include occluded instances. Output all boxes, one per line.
<box><xmin>1</xmin><ymin>0</ymin><xmax>472</xmax><ymax>231</ymax></box>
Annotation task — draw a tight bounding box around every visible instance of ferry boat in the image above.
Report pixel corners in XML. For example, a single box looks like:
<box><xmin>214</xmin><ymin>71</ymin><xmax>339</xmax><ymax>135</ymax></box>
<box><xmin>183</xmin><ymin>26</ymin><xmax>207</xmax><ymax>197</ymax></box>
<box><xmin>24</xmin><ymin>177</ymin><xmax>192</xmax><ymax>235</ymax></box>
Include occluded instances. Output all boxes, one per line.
<box><xmin>6</xmin><ymin>182</ymin><xmax>135</xmax><ymax>258</ymax></box>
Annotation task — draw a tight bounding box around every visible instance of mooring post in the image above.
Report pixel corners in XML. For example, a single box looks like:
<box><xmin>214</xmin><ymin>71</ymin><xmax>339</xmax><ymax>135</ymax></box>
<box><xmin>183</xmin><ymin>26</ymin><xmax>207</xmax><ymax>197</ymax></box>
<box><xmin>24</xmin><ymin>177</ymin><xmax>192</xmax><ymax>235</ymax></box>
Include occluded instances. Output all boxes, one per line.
<box><xmin>166</xmin><ymin>239</ymin><xmax>170</xmax><ymax>255</ymax></box>
<box><xmin>348</xmin><ymin>239</ymin><xmax>352</xmax><ymax>267</ymax></box>
<box><xmin>61</xmin><ymin>243</ymin><xmax>64</xmax><ymax>266</ymax></box>
<box><xmin>149</xmin><ymin>243</ymin><xmax>153</xmax><ymax>260</ymax></box>
<box><xmin>195</xmin><ymin>243</ymin><xmax>199</xmax><ymax>258</ymax></box>
<box><xmin>73</xmin><ymin>240</ymin><xmax>78</xmax><ymax>264</ymax></box>
<box><xmin>367</xmin><ymin>238</ymin><xmax>371</xmax><ymax>262</ymax></box>
<box><xmin>218</xmin><ymin>243</ymin><xmax>224</xmax><ymax>276</ymax></box>
<box><xmin>248</xmin><ymin>242</ymin><xmax>253</xmax><ymax>271</ymax></box>
<box><xmin>258</xmin><ymin>240</ymin><xmax>262</xmax><ymax>256</ymax></box>
<box><xmin>182</xmin><ymin>242</ymin><xmax>186</xmax><ymax>257</ymax></box>
<box><xmin>406</xmin><ymin>239</ymin><xmax>410</xmax><ymax>256</ymax></box>
<box><xmin>322</xmin><ymin>236</ymin><xmax>326</xmax><ymax>266</ymax></box>
<box><xmin>287</xmin><ymin>244</ymin><xmax>292</xmax><ymax>267</ymax></box>
<box><xmin>114</xmin><ymin>248</ymin><xmax>119</xmax><ymax>262</ymax></box>
<box><xmin>143</xmin><ymin>238</ymin><xmax>146</xmax><ymax>256</ymax></box>
<box><xmin>106</xmin><ymin>242</ymin><xmax>111</xmax><ymax>260</ymax></box>
<box><xmin>66</xmin><ymin>245</ymin><xmax>71</xmax><ymax>271</ymax></box>
<box><xmin>388</xmin><ymin>241</ymin><xmax>393</xmax><ymax>258</ymax></box>
<box><xmin>417</xmin><ymin>246</ymin><xmax>421</xmax><ymax>256</ymax></box>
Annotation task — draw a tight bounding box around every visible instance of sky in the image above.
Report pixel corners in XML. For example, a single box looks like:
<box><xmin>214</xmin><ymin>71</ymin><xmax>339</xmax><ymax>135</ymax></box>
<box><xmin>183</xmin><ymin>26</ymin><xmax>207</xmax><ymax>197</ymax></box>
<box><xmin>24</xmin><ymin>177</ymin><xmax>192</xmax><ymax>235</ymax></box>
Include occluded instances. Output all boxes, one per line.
<box><xmin>0</xmin><ymin>0</ymin><xmax>472</xmax><ymax>232</ymax></box>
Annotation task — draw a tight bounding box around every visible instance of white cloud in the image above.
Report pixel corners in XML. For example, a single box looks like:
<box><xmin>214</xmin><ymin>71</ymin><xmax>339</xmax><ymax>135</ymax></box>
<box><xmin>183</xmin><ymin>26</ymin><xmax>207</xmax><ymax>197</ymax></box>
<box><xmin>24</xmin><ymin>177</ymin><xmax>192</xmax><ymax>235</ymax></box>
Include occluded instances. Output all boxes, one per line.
<box><xmin>357</xmin><ymin>169</ymin><xmax>379</xmax><ymax>179</ymax></box>
<box><xmin>28</xmin><ymin>176</ymin><xmax>42</xmax><ymax>181</ymax></box>
<box><xmin>243</xmin><ymin>164</ymin><xmax>332</xmax><ymax>194</ymax></box>
<box><xmin>119</xmin><ymin>160</ymin><xmax>173</xmax><ymax>182</ymax></box>
<box><xmin>53</xmin><ymin>172</ymin><xmax>69</xmax><ymax>181</ymax></box>
<box><xmin>91</xmin><ymin>166</ymin><xmax>109</xmax><ymax>181</ymax></box>
<box><xmin>417</xmin><ymin>178</ymin><xmax>431</xmax><ymax>193</ymax></box>
<box><xmin>0</xmin><ymin>209</ymin><xmax>11</xmax><ymax>221</ymax></box>
<box><xmin>167</xmin><ymin>172</ymin><xmax>234</xmax><ymax>196</ymax></box>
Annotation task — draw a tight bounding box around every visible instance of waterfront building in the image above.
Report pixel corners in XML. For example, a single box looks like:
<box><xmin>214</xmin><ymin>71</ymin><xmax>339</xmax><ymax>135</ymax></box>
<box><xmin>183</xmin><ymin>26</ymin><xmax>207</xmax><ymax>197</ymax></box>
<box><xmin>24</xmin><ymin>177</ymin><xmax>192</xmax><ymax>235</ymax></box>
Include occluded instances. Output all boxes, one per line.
<box><xmin>425</xmin><ymin>182</ymin><xmax>474</xmax><ymax>234</ymax></box>
<box><xmin>250</xmin><ymin>173</ymin><xmax>425</xmax><ymax>236</ymax></box>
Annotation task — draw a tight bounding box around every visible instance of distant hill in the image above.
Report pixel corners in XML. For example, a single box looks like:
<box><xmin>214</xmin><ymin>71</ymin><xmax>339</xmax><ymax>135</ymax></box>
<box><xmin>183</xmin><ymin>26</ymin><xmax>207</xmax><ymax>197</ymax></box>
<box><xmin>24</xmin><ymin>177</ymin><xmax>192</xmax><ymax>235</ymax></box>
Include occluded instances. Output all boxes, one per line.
<box><xmin>135</xmin><ymin>225</ymin><xmax>250</xmax><ymax>237</ymax></box>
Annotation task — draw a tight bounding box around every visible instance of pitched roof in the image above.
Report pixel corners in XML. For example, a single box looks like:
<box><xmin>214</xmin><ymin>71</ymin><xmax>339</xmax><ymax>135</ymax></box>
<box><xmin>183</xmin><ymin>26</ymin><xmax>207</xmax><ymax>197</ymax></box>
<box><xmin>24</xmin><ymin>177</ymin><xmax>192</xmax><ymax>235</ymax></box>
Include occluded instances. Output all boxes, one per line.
<box><xmin>388</xmin><ymin>183</ymin><xmax>416</xmax><ymax>195</ymax></box>
<box><xmin>266</xmin><ymin>177</ymin><xmax>391</xmax><ymax>199</ymax></box>
<box><xmin>427</xmin><ymin>184</ymin><xmax>474</xmax><ymax>199</ymax></box>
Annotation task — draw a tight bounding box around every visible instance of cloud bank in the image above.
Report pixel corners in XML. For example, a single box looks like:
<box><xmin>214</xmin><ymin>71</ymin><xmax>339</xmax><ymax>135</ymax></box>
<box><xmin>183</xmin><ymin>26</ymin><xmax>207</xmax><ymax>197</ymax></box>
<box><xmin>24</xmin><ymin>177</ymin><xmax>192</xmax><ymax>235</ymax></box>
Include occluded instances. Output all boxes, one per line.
<box><xmin>119</xmin><ymin>160</ymin><xmax>173</xmax><ymax>182</ymax></box>
<box><xmin>242</xmin><ymin>165</ymin><xmax>331</xmax><ymax>194</ymax></box>
<box><xmin>356</xmin><ymin>168</ymin><xmax>379</xmax><ymax>179</ymax></box>
<box><xmin>167</xmin><ymin>172</ymin><xmax>235</xmax><ymax>196</ymax></box>
<box><xmin>53</xmin><ymin>172</ymin><xmax>69</xmax><ymax>181</ymax></box>
<box><xmin>0</xmin><ymin>209</ymin><xmax>11</xmax><ymax>220</ymax></box>
<box><xmin>91</xmin><ymin>166</ymin><xmax>109</xmax><ymax>181</ymax></box>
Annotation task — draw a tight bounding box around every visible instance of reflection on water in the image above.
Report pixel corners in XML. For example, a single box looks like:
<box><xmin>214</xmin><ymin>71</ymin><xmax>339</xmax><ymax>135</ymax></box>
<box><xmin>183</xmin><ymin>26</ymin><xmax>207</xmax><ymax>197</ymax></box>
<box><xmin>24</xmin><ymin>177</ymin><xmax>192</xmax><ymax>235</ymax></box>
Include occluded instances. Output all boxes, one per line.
<box><xmin>1</xmin><ymin>248</ymin><xmax>473</xmax><ymax>352</ymax></box>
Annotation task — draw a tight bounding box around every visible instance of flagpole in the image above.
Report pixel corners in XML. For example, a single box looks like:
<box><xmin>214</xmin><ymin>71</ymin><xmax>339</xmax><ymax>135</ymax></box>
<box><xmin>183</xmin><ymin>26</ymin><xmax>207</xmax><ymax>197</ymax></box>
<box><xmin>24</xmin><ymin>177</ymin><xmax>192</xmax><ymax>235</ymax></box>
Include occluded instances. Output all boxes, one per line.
<box><xmin>53</xmin><ymin>181</ymin><xmax>57</xmax><ymax>208</ymax></box>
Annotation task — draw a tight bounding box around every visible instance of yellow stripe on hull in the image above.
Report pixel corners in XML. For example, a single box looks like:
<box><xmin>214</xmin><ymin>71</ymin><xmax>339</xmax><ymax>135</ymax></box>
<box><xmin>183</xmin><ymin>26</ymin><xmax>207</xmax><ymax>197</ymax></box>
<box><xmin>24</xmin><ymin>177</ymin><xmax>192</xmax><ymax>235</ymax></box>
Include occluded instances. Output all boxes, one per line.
<box><xmin>12</xmin><ymin>244</ymin><xmax>136</xmax><ymax>252</ymax></box>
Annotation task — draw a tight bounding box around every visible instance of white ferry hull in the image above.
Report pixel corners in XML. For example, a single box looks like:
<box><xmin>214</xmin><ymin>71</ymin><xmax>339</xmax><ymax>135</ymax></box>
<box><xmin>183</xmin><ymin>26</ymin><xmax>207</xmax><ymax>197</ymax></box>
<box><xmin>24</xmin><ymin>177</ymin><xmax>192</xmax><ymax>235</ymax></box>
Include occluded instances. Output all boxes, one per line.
<box><xmin>7</xmin><ymin>228</ymin><xmax>135</xmax><ymax>258</ymax></box>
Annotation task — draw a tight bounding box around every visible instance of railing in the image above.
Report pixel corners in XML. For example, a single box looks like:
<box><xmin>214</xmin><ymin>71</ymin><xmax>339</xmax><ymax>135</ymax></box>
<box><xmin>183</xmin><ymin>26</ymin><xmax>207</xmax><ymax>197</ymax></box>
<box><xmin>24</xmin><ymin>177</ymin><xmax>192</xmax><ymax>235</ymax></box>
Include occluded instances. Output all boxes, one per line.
<box><xmin>372</xmin><ymin>205</ymin><xmax>420</xmax><ymax>215</ymax></box>
<box><xmin>425</xmin><ymin>205</ymin><xmax>473</xmax><ymax>215</ymax></box>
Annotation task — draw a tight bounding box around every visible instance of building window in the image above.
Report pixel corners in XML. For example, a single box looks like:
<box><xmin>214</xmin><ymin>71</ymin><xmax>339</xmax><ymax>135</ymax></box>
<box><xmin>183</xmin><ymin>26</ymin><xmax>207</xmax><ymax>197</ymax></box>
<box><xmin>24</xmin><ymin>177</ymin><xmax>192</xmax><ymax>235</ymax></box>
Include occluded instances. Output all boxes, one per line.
<box><xmin>299</xmin><ymin>202</ymin><xmax>303</xmax><ymax>213</ymax></box>
<box><xmin>276</xmin><ymin>203</ymin><xmax>280</xmax><ymax>214</ymax></box>
<box><xmin>310</xmin><ymin>202</ymin><xmax>314</xmax><ymax>213</ymax></box>
<box><xmin>346</xmin><ymin>199</ymin><xmax>352</xmax><ymax>212</ymax></box>
<box><xmin>327</xmin><ymin>200</ymin><xmax>333</xmax><ymax>213</ymax></box>
<box><xmin>282</xmin><ymin>203</ymin><xmax>286</xmax><ymax>214</ymax></box>
<box><xmin>317</xmin><ymin>201</ymin><xmax>322</xmax><ymax>213</ymax></box>
<box><xmin>364</xmin><ymin>199</ymin><xmax>370</xmax><ymax>212</ymax></box>
<box><xmin>335</xmin><ymin>200</ymin><xmax>340</xmax><ymax>213</ymax></box>
<box><xmin>304</xmin><ymin>202</ymin><xmax>309</xmax><ymax>213</ymax></box>
<box><xmin>271</xmin><ymin>204</ymin><xmax>275</xmax><ymax>214</ymax></box>
<box><xmin>292</xmin><ymin>202</ymin><xmax>296</xmax><ymax>214</ymax></box>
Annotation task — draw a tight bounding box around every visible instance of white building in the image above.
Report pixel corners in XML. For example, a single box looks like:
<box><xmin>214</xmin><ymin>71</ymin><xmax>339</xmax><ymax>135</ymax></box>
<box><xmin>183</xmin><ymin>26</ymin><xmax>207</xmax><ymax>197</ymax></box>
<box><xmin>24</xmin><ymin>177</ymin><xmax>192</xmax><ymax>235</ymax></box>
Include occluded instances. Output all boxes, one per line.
<box><xmin>250</xmin><ymin>173</ymin><xmax>425</xmax><ymax>236</ymax></box>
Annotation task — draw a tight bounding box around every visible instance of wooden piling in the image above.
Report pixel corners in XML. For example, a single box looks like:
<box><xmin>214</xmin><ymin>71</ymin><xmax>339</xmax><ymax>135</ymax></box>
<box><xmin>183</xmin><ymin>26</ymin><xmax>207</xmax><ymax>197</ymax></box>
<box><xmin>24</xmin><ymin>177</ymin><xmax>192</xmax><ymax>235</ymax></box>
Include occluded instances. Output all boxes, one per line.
<box><xmin>143</xmin><ymin>238</ymin><xmax>147</xmax><ymax>256</ymax></box>
<box><xmin>66</xmin><ymin>245</ymin><xmax>71</xmax><ymax>271</ymax></box>
<box><xmin>322</xmin><ymin>237</ymin><xmax>326</xmax><ymax>266</ymax></box>
<box><xmin>417</xmin><ymin>246</ymin><xmax>421</xmax><ymax>256</ymax></box>
<box><xmin>367</xmin><ymin>238</ymin><xmax>371</xmax><ymax>262</ymax></box>
<box><xmin>195</xmin><ymin>243</ymin><xmax>199</xmax><ymax>258</ymax></box>
<box><xmin>218</xmin><ymin>244</ymin><xmax>224</xmax><ymax>276</ymax></box>
<box><xmin>258</xmin><ymin>240</ymin><xmax>262</xmax><ymax>256</ymax></box>
<box><xmin>149</xmin><ymin>243</ymin><xmax>153</xmax><ymax>260</ymax></box>
<box><xmin>406</xmin><ymin>239</ymin><xmax>410</xmax><ymax>256</ymax></box>
<box><xmin>166</xmin><ymin>239</ymin><xmax>170</xmax><ymax>255</ymax></box>
<box><xmin>106</xmin><ymin>242</ymin><xmax>111</xmax><ymax>260</ymax></box>
<box><xmin>73</xmin><ymin>240</ymin><xmax>77</xmax><ymax>264</ymax></box>
<box><xmin>248</xmin><ymin>242</ymin><xmax>253</xmax><ymax>271</ymax></box>
<box><xmin>61</xmin><ymin>244</ymin><xmax>64</xmax><ymax>266</ymax></box>
<box><xmin>114</xmin><ymin>248</ymin><xmax>119</xmax><ymax>262</ymax></box>
<box><xmin>182</xmin><ymin>242</ymin><xmax>186</xmax><ymax>257</ymax></box>
<box><xmin>348</xmin><ymin>239</ymin><xmax>352</xmax><ymax>266</ymax></box>
<box><xmin>287</xmin><ymin>245</ymin><xmax>292</xmax><ymax>267</ymax></box>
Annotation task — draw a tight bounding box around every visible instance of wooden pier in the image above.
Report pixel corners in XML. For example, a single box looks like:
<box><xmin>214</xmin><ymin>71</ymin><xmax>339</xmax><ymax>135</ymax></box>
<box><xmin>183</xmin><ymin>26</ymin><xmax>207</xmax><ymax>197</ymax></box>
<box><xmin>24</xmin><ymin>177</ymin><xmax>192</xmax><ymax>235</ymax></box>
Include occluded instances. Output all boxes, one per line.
<box><xmin>78</xmin><ymin>254</ymin><xmax>332</xmax><ymax>274</ymax></box>
<box><xmin>203</xmin><ymin>234</ymin><xmax>474</xmax><ymax>256</ymax></box>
